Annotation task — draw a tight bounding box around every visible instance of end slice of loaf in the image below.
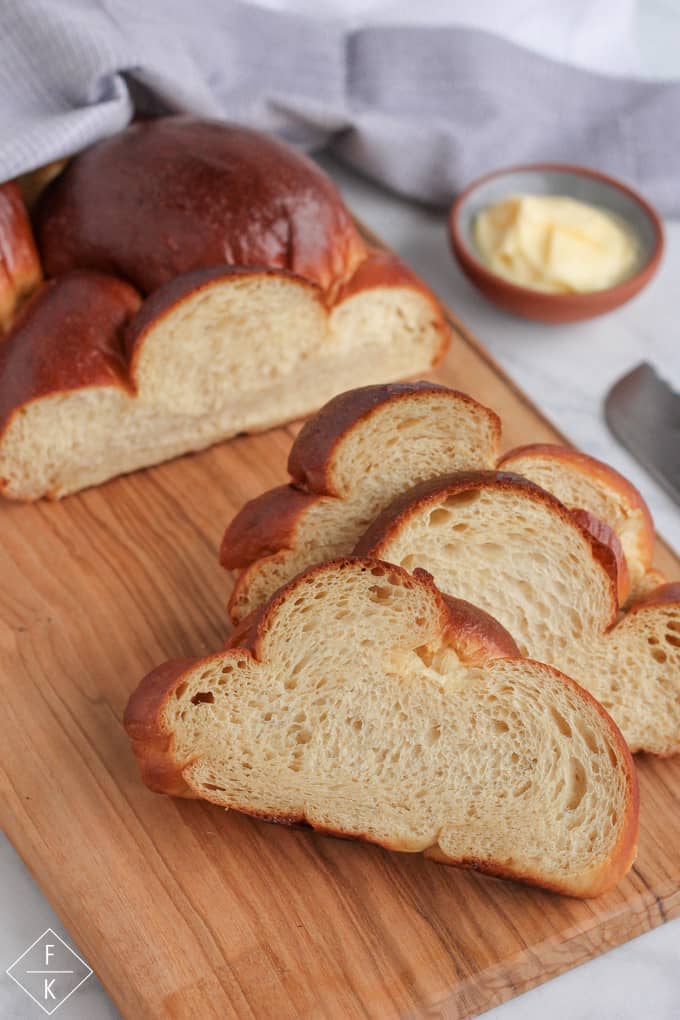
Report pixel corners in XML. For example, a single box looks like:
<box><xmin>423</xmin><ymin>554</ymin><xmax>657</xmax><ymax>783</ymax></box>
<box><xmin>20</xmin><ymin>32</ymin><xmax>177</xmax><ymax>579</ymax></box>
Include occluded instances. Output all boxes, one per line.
<box><xmin>222</xmin><ymin>382</ymin><xmax>655</xmax><ymax>622</ymax></box>
<box><xmin>0</xmin><ymin>255</ymin><xmax>447</xmax><ymax>500</ymax></box>
<box><xmin>125</xmin><ymin>558</ymin><xmax>638</xmax><ymax>898</ymax></box>
<box><xmin>356</xmin><ymin>471</ymin><xmax>680</xmax><ymax>755</ymax></box>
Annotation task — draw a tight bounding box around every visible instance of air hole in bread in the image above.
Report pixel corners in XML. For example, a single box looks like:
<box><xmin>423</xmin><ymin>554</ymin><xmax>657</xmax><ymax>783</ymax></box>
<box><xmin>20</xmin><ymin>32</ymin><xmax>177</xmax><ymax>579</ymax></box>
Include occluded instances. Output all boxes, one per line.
<box><xmin>549</xmin><ymin>707</ymin><xmax>573</xmax><ymax>739</ymax></box>
<box><xmin>369</xmin><ymin>585</ymin><xmax>393</xmax><ymax>603</ymax></box>
<box><xmin>565</xmin><ymin>758</ymin><xmax>587</xmax><ymax>811</ymax></box>
<box><xmin>667</xmin><ymin>620</ymin><xmax>680</xmax><ymax>633</ymax></box>
<box><xmin>429</xmin><ymin>508</ymin><xmax>452</xmax><ymax>526</ymax></box>
<box><xmin>493</xmin><ymin>719</ymin><xmax>509</xmax><ymax>734</ymax></box>
<box><xmin>480</xmin><ymin>542</ymin><xmax>503</xmax><ymax>560</ymax></box>
<box><xmin>175</xmin><ymin>682</ymin><xmax>188</xmax><ymax>699</ymax></box>
<box><xmin>652</xmin><ymin>649</ymin><xmax>668</xmax><ymax>664</ymax></box>
<box><xmin>443</xmin><ymin>491</ymin><xmax>480</xmax><ymax>509</ymax></box>
<box><xmin>425</xmin><ymin>723</ymin><xmax>441</xmax><ymax>745</ymax></box>
<box><xmin>665</xmin><ymin>634</ymin><xmax>680</xmax><ymax>649</ymax></box>
<box><xmin>575</xmin><ymin>720</ymin><xmax>598</xmax><ymax>753</ymax></box>
<box><xmin>190</xmin><ymin>691</ymin><xmax>214</xmax><ymax>705</ymax></box>
<box><xmin>414</xmin><ymin>645</ymin><xmax>434</xmax><ymax>668</ymax></box>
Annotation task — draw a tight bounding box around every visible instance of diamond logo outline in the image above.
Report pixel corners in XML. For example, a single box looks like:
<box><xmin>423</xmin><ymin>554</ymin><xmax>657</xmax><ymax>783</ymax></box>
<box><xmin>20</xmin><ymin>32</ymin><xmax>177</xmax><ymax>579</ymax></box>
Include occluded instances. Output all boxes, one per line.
<box><xmin>6</xmin><ymin>926</ymin><xmax>93</xmax><ymax>1016</ymax></box>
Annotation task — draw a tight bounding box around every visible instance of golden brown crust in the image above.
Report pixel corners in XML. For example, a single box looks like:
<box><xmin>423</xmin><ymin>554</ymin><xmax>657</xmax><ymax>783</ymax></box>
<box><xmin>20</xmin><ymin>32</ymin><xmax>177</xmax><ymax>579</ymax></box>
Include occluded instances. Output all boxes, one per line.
<box><xmin>627</xmin><ymin>581</ymin><xmax>680</xmax><ymax>611</ymax></box>
<box><xmin>124</xmin><ymin>658</ymin><xmax>203</xmax><ymax>797</ymax></box>
<box><xmin>499</xmin><ymin>443</ymin><xmax>655</xmax><ymax>571</ymax></box>
<box><xmin>438</xmin><ymin>590</ymin><xmax>521</xmax><ymax>662</ymax></box>
<box><xmin>354</xmin><ymin>470</ymin><xmax>621</xmax><ymax>622</ymax></box>
<box><xmin>288</xmin><ymin>382</ymin><xmax>499</xmax><ymax>495</ymax></box>
<box><xmin>0</xmin><ymin>270</ymin><xmax>141</xmax><ymax>437</ymax></box>
<box><xmin>0</xmin><ymin>181</ymin><xmax>43</xmax><ymax>334</ymax></box>
<box><xmin>125</xmin><ymin>556</ymin><xmax>638</xmax><ymax>898</ymax></box>
<box><xmin>35</xmin><ymin>117</ymin><xmax>368</xmax><ymax>296</ymax></box>
<box><xmin>570</xmin><ymin>508</ymin><xmax>631</xmax><ymax>606</ymax></box>
<box><xmin>220</xmin><ymin>484</ymin><xmax>319</xmax><ymax>570</ymax></box>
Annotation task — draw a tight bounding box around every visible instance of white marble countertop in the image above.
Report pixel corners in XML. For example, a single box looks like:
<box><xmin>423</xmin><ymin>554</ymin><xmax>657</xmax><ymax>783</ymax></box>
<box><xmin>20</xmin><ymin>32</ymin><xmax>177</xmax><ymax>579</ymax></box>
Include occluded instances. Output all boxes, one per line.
<box><xmin>3</xmin><ymin>7</ymin><xmax>680</xmax><ymax>1019</ymax></box>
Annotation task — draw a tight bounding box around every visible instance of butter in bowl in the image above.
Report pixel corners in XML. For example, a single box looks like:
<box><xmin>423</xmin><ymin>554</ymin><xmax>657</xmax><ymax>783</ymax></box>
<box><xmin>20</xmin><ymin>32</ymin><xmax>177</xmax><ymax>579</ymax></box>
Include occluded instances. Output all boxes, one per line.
<box><xmin>449</xmin><ymin>164</ymin><xmax>664</xmax><ymax>323</ymax></box>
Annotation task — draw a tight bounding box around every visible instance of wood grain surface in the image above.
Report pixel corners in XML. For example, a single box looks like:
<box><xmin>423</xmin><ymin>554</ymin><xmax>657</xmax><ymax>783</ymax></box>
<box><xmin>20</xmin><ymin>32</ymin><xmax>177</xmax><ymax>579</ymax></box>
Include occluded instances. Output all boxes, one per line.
<box><xmin>1</xmin><ymin>236</ymin><xmax>679</xmax><ymax>1020</ymax></box>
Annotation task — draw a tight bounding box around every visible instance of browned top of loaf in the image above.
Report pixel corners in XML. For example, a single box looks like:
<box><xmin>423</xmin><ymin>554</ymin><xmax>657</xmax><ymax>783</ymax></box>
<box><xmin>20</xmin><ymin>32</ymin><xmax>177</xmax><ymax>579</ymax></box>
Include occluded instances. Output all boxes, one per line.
<box><xmin>0</xmin><ymin>270</ymin><xmax>141</xmax><ymax>432</ymax></box>
<box><xmin>35</xmin><ymin>117</ymin><xmax>368</xmax><ymax>296</ymax></box>
<box><xmin>0</xmin><ymin>181</ymin><xmax>42</xmax><ymax>333</ymax></box>
<box><xmin>287</xmin><ymin>381</ymin><xmax>500</xmax><ymax>495</ymax></box>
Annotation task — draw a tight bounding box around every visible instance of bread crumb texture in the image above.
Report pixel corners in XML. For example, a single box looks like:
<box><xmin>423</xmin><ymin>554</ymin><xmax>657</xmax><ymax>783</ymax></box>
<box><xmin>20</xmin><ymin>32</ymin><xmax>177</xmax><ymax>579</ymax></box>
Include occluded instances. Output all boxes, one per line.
<box><xmin>126</xmin><ymin>559</ymin><xmax>637</xmax><ymax>898</ymax></box>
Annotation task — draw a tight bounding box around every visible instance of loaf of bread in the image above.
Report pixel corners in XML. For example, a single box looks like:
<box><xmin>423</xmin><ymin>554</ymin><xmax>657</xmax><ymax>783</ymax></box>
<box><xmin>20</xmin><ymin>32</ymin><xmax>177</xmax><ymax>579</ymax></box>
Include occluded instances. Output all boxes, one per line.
<box><xmin>355</xmin><ymin>471</ymin><xmax>680</xmax><ymax>755</ymax></box>
<box><xmin>0</xmin><ymin>118</ymin><xmax>449</xmax><ymax>500</ymax></box>
<box><xmin>0</xmin><ymin>181</ymin><xmax>42</xmax><ymax>334</ymax></box>
<box><xmin>125</xmin><ymin>557</ymin><xmax>638</xmax><ymax>897</ymax></box>
<box><xmin>221</xmin><ymin>383</ymin><xmax>657</xmax><ymax>621</ymax></box>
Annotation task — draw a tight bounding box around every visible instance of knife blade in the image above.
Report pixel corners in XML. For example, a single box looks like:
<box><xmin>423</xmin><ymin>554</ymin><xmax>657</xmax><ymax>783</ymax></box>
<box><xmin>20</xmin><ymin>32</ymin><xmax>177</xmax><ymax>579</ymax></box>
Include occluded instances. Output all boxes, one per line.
<box><xmin>604</xmin><ymin>362</ymin><xmax>680</xmax><ymax>506</ymax></box>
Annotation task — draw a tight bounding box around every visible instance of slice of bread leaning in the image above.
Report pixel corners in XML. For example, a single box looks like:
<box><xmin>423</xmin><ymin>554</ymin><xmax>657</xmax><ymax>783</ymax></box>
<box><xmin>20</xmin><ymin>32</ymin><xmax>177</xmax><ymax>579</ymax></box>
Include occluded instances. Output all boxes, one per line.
<box><xmin>0</xmin><ymin>119</ymin><xmax>449</xmax><ymax>501</ymax></box>
<box><xmin>125</xmin><ymin>557</ymin><xmax>638</xmax><ymax>898</ymax></box>
<box><xmin>355</xmin><ymin>472</ymin><xmax>680</xmax><ymax>756</ymax></box>
<box><xmin>222</xmin><ymin>383</ymin><xmax>657</xmax><ymax>622</ymax></box>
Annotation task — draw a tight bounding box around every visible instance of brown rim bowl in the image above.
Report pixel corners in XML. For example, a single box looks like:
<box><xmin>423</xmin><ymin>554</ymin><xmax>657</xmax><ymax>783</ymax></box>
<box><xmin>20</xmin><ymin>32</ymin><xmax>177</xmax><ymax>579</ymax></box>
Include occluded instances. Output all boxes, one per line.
<box><xmin>449</xmin><ymin>164</ymin><xmax>664</xmax><ymax>323</ymax></box>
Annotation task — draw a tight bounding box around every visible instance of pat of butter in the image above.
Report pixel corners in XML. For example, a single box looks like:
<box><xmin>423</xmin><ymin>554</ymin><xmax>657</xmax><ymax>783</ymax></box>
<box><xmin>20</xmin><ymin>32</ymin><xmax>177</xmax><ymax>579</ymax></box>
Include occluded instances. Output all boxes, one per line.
<box><xmin>473</xmin><ymin>194</ymin><xmax>639</xmax><ymax>294</ymax></box>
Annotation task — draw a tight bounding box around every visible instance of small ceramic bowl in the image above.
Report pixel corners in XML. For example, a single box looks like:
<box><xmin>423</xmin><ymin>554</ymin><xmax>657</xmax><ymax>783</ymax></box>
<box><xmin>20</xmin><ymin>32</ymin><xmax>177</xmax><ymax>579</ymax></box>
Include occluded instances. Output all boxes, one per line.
<box><xmin>449</xmin><ymin>164</ymin><xmax>664</xmax><ymax>323</ymax></box>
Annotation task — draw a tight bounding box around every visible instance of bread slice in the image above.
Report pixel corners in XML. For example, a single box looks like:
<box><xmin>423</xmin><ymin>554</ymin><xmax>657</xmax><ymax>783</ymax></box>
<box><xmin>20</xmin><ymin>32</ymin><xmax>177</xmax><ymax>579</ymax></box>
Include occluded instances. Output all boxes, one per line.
<box><xmin>222</xmin><ymin>383</ymin><xmax>655</xmax><ymax>622</ymax></box>
<box><xmin>355</xmin><ymin>472</ymin><xmax>680</xmax><ymax>755</ymax></box>
<box><xmin>0</xmin><ymin>181</ymin><xmax>42</xmax><ymax>335</ymax></box>
<box><xmin>499</xmin><ymin>444</ymin><xmax>655</xmax><ymax>597</ymax></box>
<box><xmin>223</xmin><ymin>383</ymin><xmax>501</xmax><ymax>618</ymax></box>
<box><xmin>125</xmin><ymin>557</ymin><xmax>638</xmax><ymax>898</ymax></box>
<box><xmin>0</xmin><ymin>257</ymin><xmax>447</xmax><ymax>500</ymax></box>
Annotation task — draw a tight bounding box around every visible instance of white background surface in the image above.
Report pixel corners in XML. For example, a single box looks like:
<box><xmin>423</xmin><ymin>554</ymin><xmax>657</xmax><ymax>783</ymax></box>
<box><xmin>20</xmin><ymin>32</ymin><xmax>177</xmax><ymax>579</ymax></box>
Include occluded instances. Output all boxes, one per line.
<box><xmin>2</xmin><ymin>3</ymin><xmax>679</xmax><ymax>1018</ymax></box>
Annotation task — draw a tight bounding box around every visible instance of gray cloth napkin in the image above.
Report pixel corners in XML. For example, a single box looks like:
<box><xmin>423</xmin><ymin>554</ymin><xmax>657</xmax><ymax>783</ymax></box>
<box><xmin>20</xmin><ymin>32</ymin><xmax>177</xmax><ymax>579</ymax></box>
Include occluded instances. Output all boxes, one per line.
<box><xmin>2</xmin><ymin>0</ymin><xmax>679</xmax><ymax>214</ymax></box>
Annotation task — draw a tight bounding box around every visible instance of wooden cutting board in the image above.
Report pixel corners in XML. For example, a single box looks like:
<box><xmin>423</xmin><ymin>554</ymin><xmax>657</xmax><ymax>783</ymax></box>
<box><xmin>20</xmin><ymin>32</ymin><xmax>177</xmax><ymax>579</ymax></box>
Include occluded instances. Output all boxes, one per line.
<box><xmin>2</xmin><ymin>237</ymin><xmax>679</xmax><ymax>1020</ymax></box>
